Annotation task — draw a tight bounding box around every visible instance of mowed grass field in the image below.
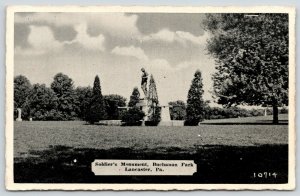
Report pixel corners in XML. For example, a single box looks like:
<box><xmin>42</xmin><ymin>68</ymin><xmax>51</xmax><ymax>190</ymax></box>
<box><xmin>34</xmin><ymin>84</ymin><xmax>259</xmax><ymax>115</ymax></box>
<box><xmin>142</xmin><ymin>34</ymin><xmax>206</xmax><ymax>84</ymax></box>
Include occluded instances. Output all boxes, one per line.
<box><xmin>13</xmin><ymin>114</ymin><xmax>289</xmax><ymax>183</ymax></box>
<box><xmin>14</xmin><ymin>114</ymin><xmax>288</xmax><ymax>158</ymax></box>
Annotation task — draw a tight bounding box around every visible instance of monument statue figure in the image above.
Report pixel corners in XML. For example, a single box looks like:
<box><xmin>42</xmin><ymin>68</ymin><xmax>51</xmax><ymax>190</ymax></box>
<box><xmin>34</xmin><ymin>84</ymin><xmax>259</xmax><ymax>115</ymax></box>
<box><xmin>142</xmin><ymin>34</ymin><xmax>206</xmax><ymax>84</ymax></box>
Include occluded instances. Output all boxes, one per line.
<box><xmin>137</xmin><ymin>67</ymin><xmax>173</xmax><ymax>126</ymax></box>
<box><xmin>140</xmin><ymin>68</ymin><xmax>148</xmax><ymax>98</ymax></box>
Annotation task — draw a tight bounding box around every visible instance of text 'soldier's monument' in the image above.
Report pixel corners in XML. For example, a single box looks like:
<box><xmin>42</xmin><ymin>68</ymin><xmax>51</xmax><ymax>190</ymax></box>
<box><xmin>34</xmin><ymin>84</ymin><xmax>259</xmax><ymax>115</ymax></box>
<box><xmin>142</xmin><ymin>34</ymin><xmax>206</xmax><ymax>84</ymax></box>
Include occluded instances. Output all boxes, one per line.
<box><xmin>137</xmin><ymin>68</ymin><xmax>171</xmax><ymax>125</ymax></box>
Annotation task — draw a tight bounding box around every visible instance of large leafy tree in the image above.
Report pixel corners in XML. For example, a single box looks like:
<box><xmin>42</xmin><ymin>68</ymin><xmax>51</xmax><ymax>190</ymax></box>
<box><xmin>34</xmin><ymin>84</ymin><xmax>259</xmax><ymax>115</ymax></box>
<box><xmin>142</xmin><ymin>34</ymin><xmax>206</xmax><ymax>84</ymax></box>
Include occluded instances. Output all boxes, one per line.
<box><xmin>86</xmin><ymin>75</ymin><xmax>106</xmax><ymax>124</ymax></box>
<box><xmin>128</xmin><ymin>87</ymin><xmax>140</xmax><ymax>107</ymax></box>
<box><xmin>14</xmin><ymin>75</ymin><xmax>32</xmax><ymax>119</ymax></box>
<box><xmin>186</xmin><ymin>70</ymin><xmax>206</xmax><ymax>125</ymax></box>
<box><xmin>26</xmin><ymin>84</ymin><xmax>59</xmax><ymax>120</ymax></box>
<box><xmin>75</xmin><ymin>86</ymin><xmax>93</xmax><ymax>120</ymax></box>
<box><xmin>104</xmin><ymin>94</ymin><xmax>127</xmax><ymax>120</ymax></box>
<box><xmin>203</xmin><ymin>13</ymin><xmax>288</xmax><ymax>124</ymax></box>
<box><xmin>51</xmin><ymin>73</ymin><xmax>79</xmax><ymax>120</ymax></box>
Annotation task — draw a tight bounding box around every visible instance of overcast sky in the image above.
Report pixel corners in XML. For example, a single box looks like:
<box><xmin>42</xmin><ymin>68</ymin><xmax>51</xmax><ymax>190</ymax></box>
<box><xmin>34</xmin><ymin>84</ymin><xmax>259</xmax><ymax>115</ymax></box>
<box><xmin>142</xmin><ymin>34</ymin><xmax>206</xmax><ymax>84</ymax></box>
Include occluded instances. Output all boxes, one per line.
<box><xmin>14</xmin><ymin>12</ymin><xmax>216</xmax><ymax>105</ymax></box>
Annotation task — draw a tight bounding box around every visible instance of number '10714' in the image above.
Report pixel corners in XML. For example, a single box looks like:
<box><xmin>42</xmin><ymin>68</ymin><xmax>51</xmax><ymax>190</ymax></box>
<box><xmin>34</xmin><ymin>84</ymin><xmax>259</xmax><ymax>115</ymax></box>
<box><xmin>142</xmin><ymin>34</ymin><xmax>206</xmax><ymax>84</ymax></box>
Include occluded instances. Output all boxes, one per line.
<box><xmin>253</xmin><ymin>172</ymin><xmax>277</xmax><ymax>178</ymax></box>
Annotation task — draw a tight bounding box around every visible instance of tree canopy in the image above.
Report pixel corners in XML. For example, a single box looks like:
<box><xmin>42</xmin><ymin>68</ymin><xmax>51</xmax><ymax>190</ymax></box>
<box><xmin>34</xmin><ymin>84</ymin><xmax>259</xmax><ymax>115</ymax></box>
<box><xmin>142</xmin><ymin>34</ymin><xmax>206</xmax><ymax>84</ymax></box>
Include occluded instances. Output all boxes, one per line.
<box><xmin>26</xmin><ymin>84</ymin><xmax>59</xmax><ymax>120</ymax></box>
<box><xmin>75</xmin><ymin>86</ymin><xmax>93</xmax><ymax>120</ymax></box>
<box><xmin>51</xmin><ymin>73</ymin><xmax>79</xmax><ymax>120</ymax></box>
<box><xmin>203</xmin><ymin>14</ymin><xmax>288</xmax><ymax>123</ymax></box>
<box><xmin>14</xmin><ymin>75</ymin><xmax>32</xmax><ymax>119</ymax></box>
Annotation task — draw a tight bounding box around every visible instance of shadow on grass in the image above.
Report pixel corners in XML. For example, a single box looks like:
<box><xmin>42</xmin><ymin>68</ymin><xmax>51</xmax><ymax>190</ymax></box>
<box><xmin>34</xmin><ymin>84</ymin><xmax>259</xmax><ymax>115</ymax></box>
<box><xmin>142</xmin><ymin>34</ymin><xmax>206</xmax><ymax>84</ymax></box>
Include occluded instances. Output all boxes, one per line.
<box><xmin>14</xmin><ymin>144</ymin><xmax>288</xmax><ymax>184</ymax></box>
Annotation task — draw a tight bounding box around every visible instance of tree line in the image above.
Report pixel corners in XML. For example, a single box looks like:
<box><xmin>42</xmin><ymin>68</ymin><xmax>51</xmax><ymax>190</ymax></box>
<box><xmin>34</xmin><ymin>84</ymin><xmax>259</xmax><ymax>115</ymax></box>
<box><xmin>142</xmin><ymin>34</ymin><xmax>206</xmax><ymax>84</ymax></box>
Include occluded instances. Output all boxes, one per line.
<box><xmin>14</xmin><ymin>71</ymin><xmax>206</xmax><ymax>125</ymax></box>
<box><xmin>14</xmin><ymin>73</ymin><xmax>127</xmax><ymax>123</ymax></box>
<box><xmin>15</xmin><ymin>70</ymin><xmax>287</xmax><ymax>126</ymax></box>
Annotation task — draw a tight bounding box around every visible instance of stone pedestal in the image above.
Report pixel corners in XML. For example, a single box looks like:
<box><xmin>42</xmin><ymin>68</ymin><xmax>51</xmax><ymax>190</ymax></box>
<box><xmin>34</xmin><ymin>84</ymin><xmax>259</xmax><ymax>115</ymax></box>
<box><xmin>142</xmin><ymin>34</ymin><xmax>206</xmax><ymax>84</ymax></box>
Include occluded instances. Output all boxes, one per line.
<box><xmin>136</xmin><ymin>99</ymin><xmax>149</xmax><ymax>121</ymax></box>
<box><xmin>16</xmin><ymin>108</ymin><xmax>22</xmax><ymax>122</ymax></box>
<box><xmin>135</xmin><ymin>100</ymin><xmax>183</xmax><ymax>127</ymax></box>
<box><xmin>160</xmin><ymin>106</ymin><xmax>171</xmax><ymax>121</ymax></box>
<box><xmin>158</xmin><ymin>106</ymin><xmax>172</xmax><ymax>126</ymax></box>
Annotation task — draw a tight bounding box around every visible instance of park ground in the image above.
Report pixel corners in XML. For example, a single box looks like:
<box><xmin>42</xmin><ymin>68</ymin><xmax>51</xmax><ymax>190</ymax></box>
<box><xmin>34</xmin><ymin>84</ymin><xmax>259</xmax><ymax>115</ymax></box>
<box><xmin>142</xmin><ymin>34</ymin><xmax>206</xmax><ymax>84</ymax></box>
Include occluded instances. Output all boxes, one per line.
<box><xmin>14</xmin><ymin>114</ymin><xmax>288</xmax><ymax>184</ymax></box>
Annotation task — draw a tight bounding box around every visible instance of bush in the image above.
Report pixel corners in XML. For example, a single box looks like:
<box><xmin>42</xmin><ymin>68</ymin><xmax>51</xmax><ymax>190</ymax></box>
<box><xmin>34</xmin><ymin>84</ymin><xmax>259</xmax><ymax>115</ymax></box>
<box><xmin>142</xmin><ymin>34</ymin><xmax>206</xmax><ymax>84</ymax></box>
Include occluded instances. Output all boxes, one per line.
<box><xmin>169</xmin><ymin>100</ymin><xmax>186</xmax><ymax>120</ymax></box>
<box><xmin>204</xmin><ymin>106</ymin><xmax>266</xmax><ymax>120</ymax></box>
<box><xmin>146</xmin><ymin>107</ymin><xmax>161</xmax><ymax>126</ymax></box>
<box><xmin>250</xmin><ymin>109</ymin><xmax>264</xmax><ymax>117</ymax></box>
<box><xmin>280</xmin><ymin>107</ymin><xmax>288</xmax><ymax>114</ymax></box>
<box><xmin>104</xmin><ymin>94</ymin><xmax>127</xmax><ymax>120</ymax></box>
<box><xmin>184</xmin><ymin>119</ymin><xmax>200</xmax><ymax>126</ymax></box>
<box><xmin>121</xmin><ymin>107</ymin><xmax>145</xmax><ymax>126</ymax></box>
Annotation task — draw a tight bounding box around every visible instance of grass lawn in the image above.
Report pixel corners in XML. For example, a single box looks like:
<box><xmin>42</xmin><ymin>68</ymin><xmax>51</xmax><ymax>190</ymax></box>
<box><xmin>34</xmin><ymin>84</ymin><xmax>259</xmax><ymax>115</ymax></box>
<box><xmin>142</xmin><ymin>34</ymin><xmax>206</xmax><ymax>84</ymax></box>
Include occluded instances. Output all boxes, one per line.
<box><xmin>13</xmin><ymin>114</ymin><xmax>289</xmax><ymax>184</ymax></box>
<box><xmin>202</xmin><ymin>113</ymin><xmax>288</xmax><ymax>124</ymax></box>
<box><xmin>14</xmin><ymin>114</ymin><xmax>288</xmax><ymax>158</ymax></box>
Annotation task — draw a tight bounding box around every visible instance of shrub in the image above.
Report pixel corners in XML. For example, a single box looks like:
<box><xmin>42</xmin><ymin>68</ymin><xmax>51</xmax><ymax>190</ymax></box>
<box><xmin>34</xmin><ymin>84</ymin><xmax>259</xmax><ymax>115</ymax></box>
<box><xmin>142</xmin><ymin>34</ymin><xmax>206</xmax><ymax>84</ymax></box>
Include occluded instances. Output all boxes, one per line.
<box><xmin>121</xmin><ymin>107</ymin><xmax>145</xmax><ymax>126</ymax></box>
<box><xmin>104</xmin><ymin>94</ymin><xmax>127</xmax><ymax>120</ymax></box>
<box><xmin>169</xmin><ymin>100</ymin><xmax>186</xmax><ymax>120</ymax></box>
<box><xmin>280</xmin><ymin>107</ymin><xmax>288</xmax><ymax>114</ymax></box>
<box><xmin>146</xmin><ymin>107</ymin><xmax>161</xmax><ymax>126</ymax></box>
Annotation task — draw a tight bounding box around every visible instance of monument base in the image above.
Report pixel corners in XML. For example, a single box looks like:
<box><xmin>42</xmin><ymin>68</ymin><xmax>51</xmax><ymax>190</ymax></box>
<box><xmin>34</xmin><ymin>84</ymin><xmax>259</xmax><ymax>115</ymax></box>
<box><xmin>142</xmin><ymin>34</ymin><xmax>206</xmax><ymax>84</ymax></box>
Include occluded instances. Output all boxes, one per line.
<box><xmin>158</xmin><ymin>121</ymin><xmax>173</xmax><ymax>126</ymax></box>
<box><xmin>99</xmin><ymin>120</ymin><xmax>122</xmax><ymax>126</ymax></box>
<box><xmin>16</xmin><ymin>118</ymin><xmax>22</xmax><ymax>122</ymax></box>
<box><xmin>158</xmin><ymin>120</ymin><xmax>184</xmax><ymax>126</ymax></box>
<box><xmin>136</xmin><ymin>98</ymin><xmax>150</xmax><ymax>121</ymax></box>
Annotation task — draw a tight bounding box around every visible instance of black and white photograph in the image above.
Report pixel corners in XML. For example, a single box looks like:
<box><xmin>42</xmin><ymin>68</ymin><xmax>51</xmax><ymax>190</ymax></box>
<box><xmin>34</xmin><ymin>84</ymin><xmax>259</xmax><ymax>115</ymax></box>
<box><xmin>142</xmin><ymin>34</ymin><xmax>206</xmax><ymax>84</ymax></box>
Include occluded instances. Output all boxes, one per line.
<box><xmin>5</xmin><ymin>6</ymin><xmax>295</xmax><ymax>190</ymax></box>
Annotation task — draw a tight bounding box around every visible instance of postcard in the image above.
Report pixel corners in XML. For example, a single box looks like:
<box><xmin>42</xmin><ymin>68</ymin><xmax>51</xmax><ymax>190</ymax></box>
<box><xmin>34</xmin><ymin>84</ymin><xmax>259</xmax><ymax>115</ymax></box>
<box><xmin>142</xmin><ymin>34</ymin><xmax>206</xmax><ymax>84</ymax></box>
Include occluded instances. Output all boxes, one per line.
<box><xmin>6</xmin><ymin>6</ymin><xmax>296</xmax><ymax>190</ymax></box>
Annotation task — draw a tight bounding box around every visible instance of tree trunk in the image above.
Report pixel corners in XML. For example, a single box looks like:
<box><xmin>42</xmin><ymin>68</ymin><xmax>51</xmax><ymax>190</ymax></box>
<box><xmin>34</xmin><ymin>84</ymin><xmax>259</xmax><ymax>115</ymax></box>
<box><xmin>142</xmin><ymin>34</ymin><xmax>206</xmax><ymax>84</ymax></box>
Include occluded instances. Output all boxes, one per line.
<box><xmin>272</xmin><ymin>104</ymin><xmax>279</xmax><ymax>124</ymax></box>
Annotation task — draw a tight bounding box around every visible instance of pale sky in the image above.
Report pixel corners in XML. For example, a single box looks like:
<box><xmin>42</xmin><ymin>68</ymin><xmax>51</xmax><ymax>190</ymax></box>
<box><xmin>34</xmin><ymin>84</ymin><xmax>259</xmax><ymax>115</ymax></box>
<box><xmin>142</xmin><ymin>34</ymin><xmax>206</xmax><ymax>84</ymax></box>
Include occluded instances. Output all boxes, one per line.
<box><xmin>14</xmin><ymin>12</ymin><xmax>217</xmax><ymax>105</ymax></box>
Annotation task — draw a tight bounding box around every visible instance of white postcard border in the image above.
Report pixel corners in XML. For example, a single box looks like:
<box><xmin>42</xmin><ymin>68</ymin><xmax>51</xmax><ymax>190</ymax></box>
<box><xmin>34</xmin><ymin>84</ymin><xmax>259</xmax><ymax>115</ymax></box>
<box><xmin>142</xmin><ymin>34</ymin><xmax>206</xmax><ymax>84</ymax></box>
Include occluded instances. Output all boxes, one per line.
<box><xmin>5</xmin><ymin>5</ymin><xmax>296</xmax><ymax>190</ymax></box>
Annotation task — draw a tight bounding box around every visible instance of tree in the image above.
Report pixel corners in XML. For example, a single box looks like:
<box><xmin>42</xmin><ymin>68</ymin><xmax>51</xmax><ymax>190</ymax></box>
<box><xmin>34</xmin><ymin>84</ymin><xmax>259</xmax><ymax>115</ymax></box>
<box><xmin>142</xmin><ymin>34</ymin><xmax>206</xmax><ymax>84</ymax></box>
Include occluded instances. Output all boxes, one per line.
<box><xmin>14</xmin><ymin>75</ymin><xmax>31</xmax><ymax>119</ymax></box>
<box><xmin>203</xmin><ymin>14</ymin><xmax>288</xmax><ymax>124</ymax></box>
<box><xmin>51</xmin><ymin>73</ymin><xmax>79</xmax><ymax>120</ymax></box>
<box><xmin>104</xmin><ymin>94</ymin><xmax>127</xmax><ymax>120</ymax></box>
<box><xmin>128</xmin><ymin>87</ymin><xmax>140</xmax><ymax>107</ymax></box>
<box><xmin>147</xmin><ymin>74</ymin><xmax>161</xmax><ymax>123</ymax></box>
<box><xmin>75</xmin><ymin>86</ymin><xmax>93</xmax><ymax>120</ymax></box>
<box><xmin>26</xmin><ymin>84</ymin><xmax>59</xmax><ymax>120</ymax></box>
<box><xmin>86</xmin><ymin>75</ymin><xmax>106</xmax><ymax>124</ymax></box>
<box><xmin>185</xmin><ymin>70</ymin><xmax>206</xmax><ymax>125</ymax></box>
<box><xmin>169</xmin><ymin>100</ymin><xmax>186</xmax><ymax>120</ymax></box>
